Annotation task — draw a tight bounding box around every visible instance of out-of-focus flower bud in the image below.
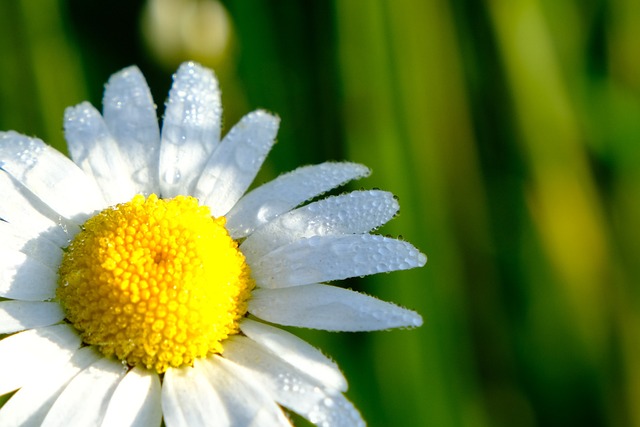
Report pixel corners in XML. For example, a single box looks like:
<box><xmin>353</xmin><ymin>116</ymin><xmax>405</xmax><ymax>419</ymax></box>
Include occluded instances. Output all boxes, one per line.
<box><xmin>141</xmin><ymin>0</ymin><xmax>235</xmax><ymax>70</ymax></box>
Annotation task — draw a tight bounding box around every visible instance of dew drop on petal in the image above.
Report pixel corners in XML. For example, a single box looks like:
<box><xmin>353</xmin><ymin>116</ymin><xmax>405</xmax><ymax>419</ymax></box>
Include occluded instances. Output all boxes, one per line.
<box><xmin>323</xmin><ymin>397</ymin><xmax>335</xmax><ymax>408</ymax></box>
<box><xmin>132</xmin><ymin>168</ymin><xmax>150</xmax><ymax>184</ymax></box>
<box><xmin>234</xmin><ymin>141</ymin><xmax>260</xmax><ymax>172</ymax></box>
<box><xmin>162</xmin><ymin>168</ymin><xmax>182</xmax><ymax>185</ymax></box>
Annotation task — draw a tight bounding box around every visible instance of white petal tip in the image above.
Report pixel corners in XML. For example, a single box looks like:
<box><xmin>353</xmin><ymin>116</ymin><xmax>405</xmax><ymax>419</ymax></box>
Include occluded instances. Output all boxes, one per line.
<box><xmin>352</xmin><ymin>163</ymin><xmax>371</xmax><ymax>177</ymax></box>
<box><xmin>252</xmin><ymin>109</ymin><xmax>280</xmax><ymax>122</ymax></box>
<box><xmin>239</xmin><ymin>109</ymin><xmax>280</xmax><ymax>139</ymax></box>
<box><xmin>175</xmin><ymin>61</ymin><xmax>217</xmax><ymax>84</ymax></box>
<box><xmin>405</xmin><ymin>311</ymin><xmax>423</xmax><ymax>328</ymax></box>
<box><xmin>64</xmin><ymin>102</ymin><xmax>97</xmax><ymax>127</ymax></box>
<box><xmin>417</xmin><ymin>252</ymin><xmax>427</xmax><ymax>267</ymax></box>
<box><xmin>400</xmin><ymin>244</ymin><xmax>427</xmax><ymax>270</ymax></box>
<box><xmin>108</xmin><ymin>65</ymin><xmax>142</xmax><ymax>81</ymax></box>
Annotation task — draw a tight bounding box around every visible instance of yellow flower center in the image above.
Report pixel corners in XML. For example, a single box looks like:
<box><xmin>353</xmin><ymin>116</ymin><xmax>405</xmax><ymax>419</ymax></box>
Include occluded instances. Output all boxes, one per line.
<box><xmin>57</xmin><ymin>194</ymin><xmax>253</xmax><ymax>373</ymax></box>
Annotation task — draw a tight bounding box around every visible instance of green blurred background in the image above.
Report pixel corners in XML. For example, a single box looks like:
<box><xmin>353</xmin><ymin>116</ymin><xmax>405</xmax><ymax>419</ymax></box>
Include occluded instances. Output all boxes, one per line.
<box><xmin>2</xmin><ymin>0</ymin><xmax>640</xmax><ymax>426</ymax></box>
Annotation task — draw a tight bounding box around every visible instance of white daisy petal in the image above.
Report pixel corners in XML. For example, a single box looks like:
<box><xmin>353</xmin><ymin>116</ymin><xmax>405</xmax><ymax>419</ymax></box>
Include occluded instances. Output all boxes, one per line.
<box><xmin>249</xmin><ymin>284</ymin><xmax>423</xmax><ymax>331</ymax></box>
<box><xmin>251</xmin><ymin>234</ymin><xmax>427</xmax><ymax>288</ymax></box>
<box><xmin>102</xmin><ymin>366</ymin><xmax>162</xmax><ymax>427</ymax></box>
<box><xmin>0</xmin><ymin>347</ymin><xmax>102</xmax><ymax>427</ymax></box>
<box><xmin>223</xmin><ymin>336</ymin><xmax>365</xmax><ymax>427</ymax></box>
<box><xmin>0</xmin><ymin>131</ymin><xmax>105</xmax><ymax>221</ymax></box>
<box><xmin>240</xmin><ymin>190</ymin><xmax>399</xmax><ymax>263</ymax></box>
<box><xmin>240</xmin><ymin>318</ymin><xmax>347</xmax><ymax>392</ymax></box>
<box><xmin>199</xmin><ymin>357</ymin><xmax>293</xmax><ymax>427</ymax></box>
<box><xmin>162</xmin><ymin>362</ymin><xmax>229</xmax><ymax>427</ymax></box>
<box><xmin>0</xmin><ymin>171</ymin><xmax>75</xmax><ymax>247</ymax></box>
<box><xmin>159</xmin><ymin>62</ymin><xmax>222</xmax><ymax>197</ymax></box>
<box><xmin>0</xmin><ymin>250</ymin><xmax>57</xmax><ymax>301</ymax></box>
<box><xmin>225</xmin><ymin>162</ymin><xmax>371</xmax><ymax>239</ymax></box>
<box><xmin>103</xmin><ymin>66</ymin><xmax>161</xmax><ymax>194</ymax></box>
<box><xmin>0</xmin><ymin>221</ymin><xmax>63</xmax><ymax>269</ymax></box>
<box><xmin>42</xmin><ymin>357</ymin><xmax>127</xmax><ymax>427</ymax></box>
<box><xmin>0</xmin><ymin>324</ymin><xmax>81</xmax><ymax>396</ymax></box>
<box><xmin>194</xmin><ymin>110</ymin><xmax>279</xmax><ymax>217</ymax></box>
<box><xmin>0</xmin><ymin>301</ymin><xmax>64</xmax><ymax>334</ymax></box>
<box><xmin>64</xmin><ymin>102</ymin><xmax>137</xmax><ymax>204</ymax></box>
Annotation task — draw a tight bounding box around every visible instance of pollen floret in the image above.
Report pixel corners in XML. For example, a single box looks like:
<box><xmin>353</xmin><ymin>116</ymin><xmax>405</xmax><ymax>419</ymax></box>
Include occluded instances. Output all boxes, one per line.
<box><xmin>57</xmin><ymin>194</ymin><xmax>253</xmax><ymax>373</ymax></box>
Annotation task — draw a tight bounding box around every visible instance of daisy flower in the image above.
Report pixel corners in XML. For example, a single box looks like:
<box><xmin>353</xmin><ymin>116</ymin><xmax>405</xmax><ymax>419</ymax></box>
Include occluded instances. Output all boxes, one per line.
<box><xmin>0</xmin><ymin>62</ymin><xmax>426</xmax><ymax>426</ymax></box>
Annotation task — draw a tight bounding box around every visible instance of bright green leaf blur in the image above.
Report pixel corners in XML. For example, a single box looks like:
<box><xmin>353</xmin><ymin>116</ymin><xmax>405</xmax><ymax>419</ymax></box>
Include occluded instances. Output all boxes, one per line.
<box><xmin>1</xmin><ymin>1</ymin><xmax>639</xmax><ymax>426</ymax></box>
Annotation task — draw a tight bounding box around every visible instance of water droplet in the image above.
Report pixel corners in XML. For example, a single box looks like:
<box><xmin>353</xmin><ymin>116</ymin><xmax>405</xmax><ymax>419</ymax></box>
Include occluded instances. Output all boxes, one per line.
<box><xmin>164</xmin><ymin>126</ymin><xmax>188</xmax><ymax>145</ymax></box>
<box><xmin>162</xmin><ymin>168</ymin><xmax>181</xmax><ymax>185</ymax></box>
<box><xmin>234</xmin><ymin>144</ymin><xmax>260</xmax><ymax>172</ymax></box>
<box><xmin>281</xmin><ymin>214</ymin><xmax>301</xmax><ymax>231</ymax></box>
<box><xmin>353</xmin><ymin>253</ymin><xmax>368</xmax><ymax>264</ymax></box>
<box><xmin>132</xmin><ymin>168</ymin><xmax>150</xmax><ymax>184</ymax></box>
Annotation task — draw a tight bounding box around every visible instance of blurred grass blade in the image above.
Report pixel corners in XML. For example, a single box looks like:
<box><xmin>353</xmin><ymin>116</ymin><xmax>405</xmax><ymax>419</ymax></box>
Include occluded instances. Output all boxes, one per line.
<box><xmin>336</xmin><ymin>1</ymin><xmax>491</xmax><ymax>426</ymax></box>
<box><xmin>0</xmin><ymin>0</ymin><xmax>87</xmax><ymax>152</ymax></box>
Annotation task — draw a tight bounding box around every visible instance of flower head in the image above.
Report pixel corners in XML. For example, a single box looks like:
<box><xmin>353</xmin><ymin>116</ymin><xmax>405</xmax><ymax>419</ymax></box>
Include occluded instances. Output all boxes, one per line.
<box><xmin>0</xmin><ymin>62</ymin><xmax>426</xmax><ymax>426</ymax></box>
